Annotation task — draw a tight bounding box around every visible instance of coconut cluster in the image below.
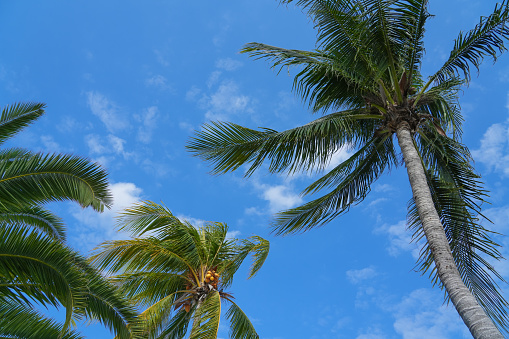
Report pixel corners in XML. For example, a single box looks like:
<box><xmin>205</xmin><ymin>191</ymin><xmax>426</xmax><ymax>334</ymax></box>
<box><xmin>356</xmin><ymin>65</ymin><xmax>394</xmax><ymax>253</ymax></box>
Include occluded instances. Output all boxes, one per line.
<box><xmin>205</xmin><ymin>269</ymin><xmax>220</xmax><ymax>289</ymax></box>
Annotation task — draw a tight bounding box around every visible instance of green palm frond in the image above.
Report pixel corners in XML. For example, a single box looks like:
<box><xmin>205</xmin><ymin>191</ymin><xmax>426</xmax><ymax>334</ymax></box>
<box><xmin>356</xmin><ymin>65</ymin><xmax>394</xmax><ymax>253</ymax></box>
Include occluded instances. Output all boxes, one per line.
<box><xmin>396</xmin><ymin>0</ymin><xmax>429</xmax><ymax>83</ymax></box>
<box><xmin>154</xmin><ymin>307</ymin><xmax>193</xmax><ymax>339</ymax></box>
<box><xmin>90</xmin><ymin>238</ymin><xmax>196</xmax><ymax>279</ymax></box>
<box><xmin>138</xmin><ymin>290</ymin><xmax>187</xmax><ymax>336</ymax></box>
<box><xmin>75</xmin><ymin>260</ymin><xmax>141</xmax><ymax>339</ymax></box>
<box><xmin>0</xmin><ymin>150</ymin><xmax>112</xmax><ymax>211</ymax></box>
<box><xmin>0</xmin><ymin>225</ymin><xmax>138</xmax><ymax>338</ymax></box>
<box><xmin>0</xmin><ymin>205</ymin><xmax>66</xmax><ymax>241</ymax></box>
<box><xmin>187</xmin><ymin>112</ymin><xmax>382</xmax><ymax>177</ymax></box>
<box><xmin>226</xmin><ymin>299</ymin><xmax>259</xmax><ymax>339</ymax></box>
<box><xmin>112</xmin><ymin>272</ymin><xmax>189</xmax><ymax>305</ymax></box>
<box><xmin>272</xmin><ymin>134</ymin><xmax>397</xmax><ymax>235</ymax></box>
<box><xmin>189</xmin><ymin>292</ymin><xmax>221</xmax><ymax>339</ymax></box>
<box><xmin>0</xmin><ymin>102</ymin><xmax>45</xmax><ymax>146</ymax></box>
<box><xmin>0</xmin><ymin>300</ymin><xmax>84</xmax><ymax>339</ymax></box>
<box><xmin>425</xmin><ymin>1</ymin><xmax>509</xmax><ymax>86</ymax></box>
<box><xmin>415</xmin><ymin>77</ymin><xmax>464</xmax><ymax>139</ymax></box>
<box><xmin>0</xmin><ymin>225</ymin><xmax>85</xmax><ymax>333</ymax></box>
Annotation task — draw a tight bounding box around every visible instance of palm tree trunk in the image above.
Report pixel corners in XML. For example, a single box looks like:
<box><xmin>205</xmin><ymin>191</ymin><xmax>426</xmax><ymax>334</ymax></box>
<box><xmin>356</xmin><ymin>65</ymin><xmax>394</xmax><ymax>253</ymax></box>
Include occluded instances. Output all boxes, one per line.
<box><xmin>396</xmin><ymin>123</ymin><xmax>503</xmax><ymax>339</ymax></box>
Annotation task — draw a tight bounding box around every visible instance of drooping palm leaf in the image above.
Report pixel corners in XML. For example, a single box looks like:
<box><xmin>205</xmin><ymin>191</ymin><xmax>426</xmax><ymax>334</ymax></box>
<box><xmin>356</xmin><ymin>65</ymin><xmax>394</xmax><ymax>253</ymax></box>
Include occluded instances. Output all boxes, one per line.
<box><xmin>0</xmin><ymin>205</ymin><xmax>66</xmax><ymax>241</ymax></box>
<box><xmin>0</xmin><ymin>102</ymin><xmax>45</xmax><ymax>146</ymax></box>
<box><xmin>226</xmin><ymin>299</ymin><xmax>259</xmax><ymax>339</ymax></box>
<box><xmin>189</xmin><ymin>291</ymin><xmax>221</xmax><ymax>339</ymax></box>
<box><xmin>0</xmin><ymin>150</ymin><xmax>112</xmax><ymax>211</ymax></box>
<box><xmin>0</xmin><ymin>300</ymin><xmax>84</xmax><ymax>339</ymax></box>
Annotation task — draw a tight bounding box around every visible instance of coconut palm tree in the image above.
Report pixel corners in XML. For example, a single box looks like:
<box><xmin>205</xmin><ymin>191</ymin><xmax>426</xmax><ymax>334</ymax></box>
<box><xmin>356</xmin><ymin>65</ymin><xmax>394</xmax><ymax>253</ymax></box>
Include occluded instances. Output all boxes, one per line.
<box><xmin>186</xmin><ymin>1</ymin><xmax>509</xmax><ymax>337</ymax></box>
<box><xmin>91</xmin><ymin>201</ymin><xmax>270</xmax><ymax>339</ymax></box>
<box><xmin>0</xmin><ymin>101</ymin><xmax>140</xmax><ymax>337</ymax></box>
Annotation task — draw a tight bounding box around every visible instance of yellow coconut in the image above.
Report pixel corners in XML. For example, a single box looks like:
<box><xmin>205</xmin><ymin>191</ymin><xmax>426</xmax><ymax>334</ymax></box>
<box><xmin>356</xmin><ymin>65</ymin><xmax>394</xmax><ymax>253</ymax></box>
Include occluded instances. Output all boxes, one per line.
<box><xmin>209</xmin><ymin>276</ymin><xmax>215</xmax><ymax>281</ymax></box>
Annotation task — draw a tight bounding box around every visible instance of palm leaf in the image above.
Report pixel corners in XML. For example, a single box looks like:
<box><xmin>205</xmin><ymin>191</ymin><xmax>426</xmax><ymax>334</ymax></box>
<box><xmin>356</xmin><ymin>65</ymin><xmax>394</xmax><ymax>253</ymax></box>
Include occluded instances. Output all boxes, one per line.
<box><xmin>187</xmin><ymin>112</ymin><xmax>382</xmax><ymax>177</ymax></box>
<box><xmin>424</xmin><ymin>1</ymin><xmax>509</xmax><ymax>86</ymax></box>
<box><xmin>272</xmin><ymin>134</ymin><xmax>397</xmax><ymax>235</ymax></box>
<box><xmin>225</xmin><ymin>300</ymin><xmax>259</xmax><ymax>339</ymax></box>
<box><xmin>0</xmin><ymin>205</ymin><xmax>66</xmax><ymax>241</ymax></box>
<box><xmin>0</xmin><ymin>150</ymin><xmax>112</xmax><ymax>211</ymax></box>
<box><xmin>0</xmin><ymin>300</ymin><xmax>84</xmax><ymax>339</ymax></box>
<box><xmin>189</xmin><ymin>291</ymin><xmax>221</xmax><ymax>339</ymax></box>
<box><xmin>0</xmin><ymin>102</ymin><xmax>45</xmax><ymax>146</ymax></box>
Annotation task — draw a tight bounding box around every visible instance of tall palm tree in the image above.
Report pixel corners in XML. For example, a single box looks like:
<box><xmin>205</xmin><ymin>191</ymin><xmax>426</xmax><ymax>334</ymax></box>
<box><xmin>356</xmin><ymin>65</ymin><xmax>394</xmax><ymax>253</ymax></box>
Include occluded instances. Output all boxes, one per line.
<box><xmin>91</xmin><ymin>201</ymin><xmax>270</xmax><ymax>339</ymax></box>
<box><xmin>0</xmin><ymin>101</ymin><xmax>139</xmax><ymax>337</ymax></box>
<box><xmin>187</xmin><ymin>1</ymin><xmax>509</xmax><ymax>337</ymax></box>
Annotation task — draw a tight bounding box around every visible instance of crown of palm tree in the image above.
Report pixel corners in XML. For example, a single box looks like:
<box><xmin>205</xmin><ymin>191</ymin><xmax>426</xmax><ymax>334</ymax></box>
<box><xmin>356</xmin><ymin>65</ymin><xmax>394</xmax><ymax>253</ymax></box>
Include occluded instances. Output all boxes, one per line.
<box><xmin>187</xmin><ymin>0</ymin><xmax>509</xmax><ymax>334</ymax></box>
<box><xmin>91</xmin><ymin>201</ymin><xmax>269</xmax><ymax>339</ymax></box>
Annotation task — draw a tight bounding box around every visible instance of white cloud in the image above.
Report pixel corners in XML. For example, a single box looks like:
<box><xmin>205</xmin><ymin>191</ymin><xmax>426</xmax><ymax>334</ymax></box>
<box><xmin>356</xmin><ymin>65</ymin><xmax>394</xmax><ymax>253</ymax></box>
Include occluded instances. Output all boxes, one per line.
<box><xmin>471</xmin><ymin>91</ymin><xmax>509</xmax><ymax>176</ymax></box>
<box><xmin>86</xmin><ymin>134</ymin><xmax>131</xmax><ymax>159</ymax></box>
<box><xmin>374</xmin><ymin>220</ymin><xmax>420</xmax><ymax>259</ymax></box>
<box><xmin>86</xmin><ymin>91</ymin><xmax>129</xmax><ymax>132</ymax></box>
<box><xmin>215</xmin><ymin>58</ymin><xmax>243</xmax><ymax>71</ymax></box>
<box><xmin>392</xmin><ymin>289</ymin><xmax>469</xmax><ymax>339</ymax></box>
<box><xmin>472</xmin><ymin>123</ymin><xmax>509</xmax><ymax>175</ymax></box>
<box><xmin>200</xmin><ymin>80</ymin><xmax>252</xmax><ymax>121</ymax></box>
<box><xmin>41</xmin><ymin>135</ymin><xmax>61</xmax><ymax>152</ymax></box>
<box><xmin>136</xmin><ymin>106</ymin><xmax>159</xmax><ymax>144</ymax></box>
<box><xmin>261</xmin><ymin>184</ymin><xmax>303</xmax><ymax>214</ymax></box>
<box><xmin>346</xmin><ymin>267</ymin><xmax>378</xmax><ymax>284</ymax></box>
<box><xmin>69</xmin><ymin>182</ymin><xmax>143</xmax><ymax>250</ymax></box>
<box><xmin>207</xmin><ymin>71</ymin><xmax>222</xmax><ymax>88</ymax></box>
<box><xmin>145</xmin><ymin>74</ymin><xmax>169</xmax><ymax>90</ymax></box>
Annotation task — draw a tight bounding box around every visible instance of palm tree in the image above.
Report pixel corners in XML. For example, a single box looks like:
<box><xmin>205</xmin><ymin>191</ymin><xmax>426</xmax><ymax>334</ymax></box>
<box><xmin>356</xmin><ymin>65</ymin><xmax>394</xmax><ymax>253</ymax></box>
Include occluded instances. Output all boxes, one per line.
<box><xmin>90</xmin><ymin>201</ymin><xmax>270</xmax><ymax>339</ymax></box>
<box><xmin>186</xmin><ymin>1</ymin><xmax>509</xmax><ymax>337</ymax></box>
<box><xmin>0</xmin><ymin>101</ymin><xmax>140</xmax><ymax>337</ymax></box>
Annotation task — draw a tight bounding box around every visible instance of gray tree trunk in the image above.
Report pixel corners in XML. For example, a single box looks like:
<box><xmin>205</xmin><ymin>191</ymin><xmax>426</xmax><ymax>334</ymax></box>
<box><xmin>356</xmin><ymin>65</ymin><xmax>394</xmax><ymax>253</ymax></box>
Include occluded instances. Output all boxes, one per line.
<box><xmin>396</xmin><ymin>123</ymin><xmax>503</xmax><ymax>339</ymax></box>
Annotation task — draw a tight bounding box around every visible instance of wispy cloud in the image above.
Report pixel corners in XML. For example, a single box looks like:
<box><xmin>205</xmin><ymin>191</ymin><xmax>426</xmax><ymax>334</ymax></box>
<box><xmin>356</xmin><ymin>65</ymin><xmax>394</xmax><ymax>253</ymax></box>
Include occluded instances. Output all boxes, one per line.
<box><xmin>202</xmin><ymin>80</ymin><xmax>252</xmax><ymax>121</ymax></box>
<box><xmin>346</xmin><ymin>267</ymin><xmax>378</xmax><ymax>284</ymax></box>
<box><xmin>136</xmin><ymin>106</ymin><xmax>159</xmax><ymax>144</ymax></box>
<box><xmin>86</xmin><ymin>91</ymin><xmax>129</xmax><ymax>132</ymax></box>
<box><xmin>145</xmin><ymin>74</ymin><xmax>172</xmax><ymax>91</ymax></box>
<box><xmin>215</xmin><ymin>58</ymin><xmax>243</xmax><ymax>71</ymax></box>
<box><xmin>374</xmin><ymin>220</ymin><xmax>420</xmax><ymax>259</ymax></box>
<box><xmin>471</xmin><ymin>91</ymin><xmax>509</xmax><ymax>176</ymax></box>
<box><xmin>392</xmin><ymin>289</ymin><xmax>469</xmax><ymax>339</ymax></box>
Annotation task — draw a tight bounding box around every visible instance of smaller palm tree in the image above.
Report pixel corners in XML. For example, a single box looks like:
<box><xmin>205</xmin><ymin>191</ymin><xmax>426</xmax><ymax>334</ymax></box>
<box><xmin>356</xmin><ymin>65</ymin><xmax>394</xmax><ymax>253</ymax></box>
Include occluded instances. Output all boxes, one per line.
<box><xmin>91</xmin><ymin>201</ymin><xmax>270</xmax><ymax>339</ymax></box>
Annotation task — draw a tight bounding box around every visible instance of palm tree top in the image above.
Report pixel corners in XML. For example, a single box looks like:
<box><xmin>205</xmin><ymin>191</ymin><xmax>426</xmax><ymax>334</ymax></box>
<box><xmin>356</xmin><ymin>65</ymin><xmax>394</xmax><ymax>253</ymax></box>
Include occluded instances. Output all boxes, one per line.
<box><xmin>91</xmin><ymin>201</ymin><xmax>270</xmax><ymax>338</ymax></box>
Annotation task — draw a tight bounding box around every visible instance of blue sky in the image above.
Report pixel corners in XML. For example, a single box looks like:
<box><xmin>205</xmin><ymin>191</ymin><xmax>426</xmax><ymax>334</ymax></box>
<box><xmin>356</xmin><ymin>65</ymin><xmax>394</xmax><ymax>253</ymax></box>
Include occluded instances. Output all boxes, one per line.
<box><xmin>2</xmin><ymin>0</ymin><xmax>509</xmax><ymax>338</ymax></box>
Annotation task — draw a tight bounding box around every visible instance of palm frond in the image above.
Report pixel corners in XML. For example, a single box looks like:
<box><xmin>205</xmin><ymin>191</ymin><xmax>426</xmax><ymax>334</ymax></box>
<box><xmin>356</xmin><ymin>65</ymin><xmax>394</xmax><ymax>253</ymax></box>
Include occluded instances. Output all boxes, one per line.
<box><xmin>75</xmin><ymin>260</ymin><xmax>142</xmax><ymax>339</ymax></box>
<box><xmin>0</xmin><ymin>205</ymin><xmax>66</xmax><ymax>241</ymax></box>
<box><xmin>0</xmin><ymin>300</ymin><xmax>84</xmax><ymax>339</ymax></box>
<box><xmin>0</xmin><ymin>102</ymin><xmax>45</xmax><ymax>146</ymax></box>
<box><xmin>154</xmin><ymin>307</ymin><xmax>193</xmax><ymax>339</ymax></box>
<box><xmin>426</xmin><ymin>1</ymin><xmax>509</xmax><ymax>85</ymax></box>
<box><xmin>189</xmin><ymin>292</ymin><xmax>221</xmax><ymax>339</ymax></box>
<box><xmin>0</xmin><ymin>150</ymin><xmax>112</xmax><ymax>211</ymax></box>
<box><xmin>272</xmin><ymin>134</ymin><xmax>397</xmax><ymax>235</ymax></box>
<box><xmin>187</xmin><ymin>112</ymin><xmax>382</xmax><ymax>177</ymax></box>
<box><xmin>225</xmin><ymin>299</ymin><xmax>259</xmax><ymax>339</ymax></box>
<box><xmin>90</xmin><ymin>238</ymin><xmax>195</xmax><ymax>279</ymax></box>
<box><xmin>0</xmin><ymin>225</ymin><xmax>85</xmax><ymax>333</ymax></box>
<box><xmin>415</xmin><ymin>77</ymin><xmax>464</xmax><ymax>139</ymax></box>
<box><xmin>396</xmin><ymin>0</ymin><xmax>429</xmax><ymax>83</ymax></box>
<box><xmin>111</xmin><ymin>272</ymin><xmax>188</xmax><ymax>305</ymax></box>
